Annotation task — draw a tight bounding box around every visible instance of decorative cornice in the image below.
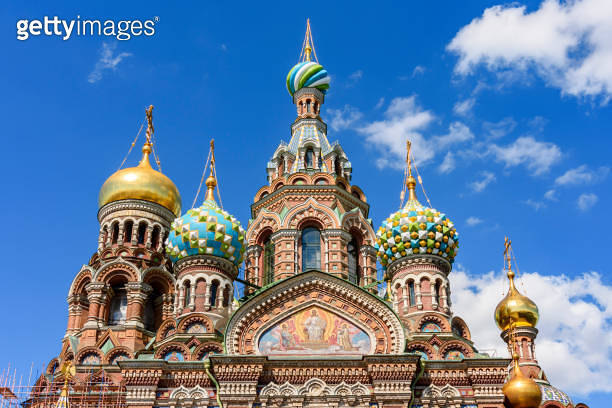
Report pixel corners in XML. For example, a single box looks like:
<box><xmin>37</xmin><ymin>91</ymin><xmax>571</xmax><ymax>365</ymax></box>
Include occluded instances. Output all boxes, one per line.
<box><xmin>387</xmin><ymin>255</ymin><xmax>452</xmax><ymax>277</ymax></box>
<box><xmin>174</xmin><ymin>255</ymin><xmax>237</xmax><ymax>279</ymax></box>
<box><xmin>293</xmin><ymin>87</ymin><xmax>325</xmax><ymax>104</ymax></box>
<box><xmin>500</xmin><ymin>326</ymin><xmax>539</xmax><ymax>342</ymax></box>
<box><xmin>290</xmin><ymin>117</ymin><xmax>327</xmax><ymax>135</ymax></box>
<box><xmin>98</xmin><ymin>199</ymin><xmax>175</xmax><ymax>224</ymax></box>
<box><xmin>270</xmin><ymin>229</ymin><xmax>300</xmax><ymax>240</ymax></box>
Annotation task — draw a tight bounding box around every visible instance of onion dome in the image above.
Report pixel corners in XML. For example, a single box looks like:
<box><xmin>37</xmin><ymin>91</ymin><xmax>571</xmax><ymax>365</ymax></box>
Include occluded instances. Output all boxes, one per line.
<box><xmin>495</xmin><ymin>268</ymin><xmax>539</xmax><ymax>331</ymax></box>
<box><xmin>165</xmin><ymin>158</ymin><xmax>245</xmax><ymax>266</ymax></box>
<box><xmin>503</xmin><ymin>353</ymin><xmax>542</xmax><ymax>408</ymax></box>
<box><xmin>286</xmin><ymin>61</ymin><xmax>330</xmax><ymax>96</ymax></box>
<box><xmin>375</xmin><ymin>175</ymin><xmax>459</xmax><ymax>269</ymax></box>
<box><xmin>540</xmin><ymin>384</ymin><xmax>573</xmax><ymax>406</ymax></box>
<box><xmin>98</xmin><ymin>108</ymin><xmax>181</xmax><ymax>216</ymax></box>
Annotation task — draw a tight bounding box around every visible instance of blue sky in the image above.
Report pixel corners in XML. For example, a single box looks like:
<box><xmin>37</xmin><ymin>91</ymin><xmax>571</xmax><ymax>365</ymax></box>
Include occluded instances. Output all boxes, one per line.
<box><xmin>1</xmin><ymin>1</ymin><xmax>611</xmax><ymax>406</ymax></box>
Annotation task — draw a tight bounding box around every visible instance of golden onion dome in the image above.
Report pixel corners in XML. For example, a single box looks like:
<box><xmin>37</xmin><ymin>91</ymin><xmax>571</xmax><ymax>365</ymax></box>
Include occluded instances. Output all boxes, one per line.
<box><xmin>503</xmin><ymin>353</ymin><xmax>542</xmax><ymax>408</ymax></box>
<box><xmin>99</xmin><ymin>143</ymin><xmax>182</xmax><ymax>216</ymax></box>
<box><xmin>495</xmin><ymin>270</ymin><xmax>539</xmax><ymax>331</ymax></box>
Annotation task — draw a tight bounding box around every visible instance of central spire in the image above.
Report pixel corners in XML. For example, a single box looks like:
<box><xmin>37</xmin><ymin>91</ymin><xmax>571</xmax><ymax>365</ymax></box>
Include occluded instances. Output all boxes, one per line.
<box><xmin>204</xmin><ymin>139</ymin><xmax>218</xmax><ymax>204</ymax></box>
<box><xmin>300</xmin><ymin>18</ymin><xmax>318</xmax><ymax>63</ymax></box>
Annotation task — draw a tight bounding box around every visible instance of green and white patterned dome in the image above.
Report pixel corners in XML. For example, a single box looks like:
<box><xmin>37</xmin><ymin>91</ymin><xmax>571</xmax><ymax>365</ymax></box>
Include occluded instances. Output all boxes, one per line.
<box><xmin>375</xmin><ymin>176</ymin><xmax>459</xmax><ymax>269</ymax></box>
<box><xmin>166</xmin><ymin>175</ymin><xmax>245</xmax><ymax>266</ymax></box>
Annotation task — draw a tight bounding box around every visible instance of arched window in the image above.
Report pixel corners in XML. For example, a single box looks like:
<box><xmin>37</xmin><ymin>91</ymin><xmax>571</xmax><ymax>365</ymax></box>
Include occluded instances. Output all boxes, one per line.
<box><xmin>305</xmin><ymin>148</ymin><xmax>314</xmax><ymax>168</ymax></box>
<box><xmin>137</xmin><ymin>222</ymin><xmax>147</xmax><ymax>245</ymax></box>
<box><xmin>151</xmin><ymin>226</ymin><xmax>161</xmax><ymax>249</ymax></box>
<box><xmin>183</xmin><ymin>282</ymin><xmax>191</xmax><ymax>308</ymax></box>
<box><xmin>263</xmin><ymin>237</ymin><xmax>275</xmax><ymax>285</ymax></box>
<box><xmin>108</xmin><ymin>285</ymin><xmax>127</xmax><ymax>325</ymax></box>
<box><xmin>301</xmin><ymin>227</ymin><xmax>321</xmax><ymax>271</ymax></box>
<box><xmin>335</xmin><ymin>158</ymin><xmax>342</xmax><ymax>177</ymax></box>
<box><xmin>210</xmin><ymin>281</ymin><xmax>219</xmax><ymax>307</ymax></box>
<box><xmin>306</xmin><ymin>100</ymin><xmax>311</xmax><ymax>113</ymax></box>
<box><xmin>124</xmin><ymin>221</ymin><xmax>133</xmax><ymax>244</ymax></box>
<box><xmin>347</xmin><ymin>238</ymin><xmax>359</xmax><ymax>284</ymax></box>
<box><xmin>408</xmin><ymin>281</ymin><xmax>416</xmax><ymax>306</ymax></box>
<box><xmin>143</xmin><ymin>289</ymin><xmax>160</xmax><ymax>331</ymax></box>
<box><xmin>111</xmin><ymin>222</ymin><xmax>119</xmax><ymax>244</ymax></box>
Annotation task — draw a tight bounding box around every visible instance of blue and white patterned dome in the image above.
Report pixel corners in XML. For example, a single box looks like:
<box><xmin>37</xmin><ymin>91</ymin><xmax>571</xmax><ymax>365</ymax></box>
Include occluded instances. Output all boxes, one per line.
<box><xmin>286</xmin><ymin>61</ymin><xmax>330</xmax><ymax>96</ymax></box>
<box><xmin>166</xmin><ymin>196</ymin><xmax>246</xmax><ymax>266</ymax></box>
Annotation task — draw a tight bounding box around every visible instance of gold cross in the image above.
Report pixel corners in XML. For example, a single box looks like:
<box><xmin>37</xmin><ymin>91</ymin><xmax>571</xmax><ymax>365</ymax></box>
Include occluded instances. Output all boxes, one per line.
<box><xmin>145</xmin><ymin>105</ymin><xmax>154</xmax><ymax>144</ymax></box>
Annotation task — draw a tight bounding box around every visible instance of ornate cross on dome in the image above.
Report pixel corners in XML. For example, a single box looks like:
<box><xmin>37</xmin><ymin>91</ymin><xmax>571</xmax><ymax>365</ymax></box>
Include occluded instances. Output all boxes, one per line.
<box><xmin>503</xmin><ymin>236</ymin><xmax>515</xmax><ymax>281</ymax></box>
<box><xmin>299</xmin><ymin>18</ymin><xmax>318</xmax><ymax>63</ymax></box>
<box><xmin>145</xmin><ymin>105</ymin><xmax>154</xmax><ymax>144</ymax></box>
<box><xmin>204</xmin><ymin>139</ymin><xmax>218</xmax><ymax>204</ymax></box>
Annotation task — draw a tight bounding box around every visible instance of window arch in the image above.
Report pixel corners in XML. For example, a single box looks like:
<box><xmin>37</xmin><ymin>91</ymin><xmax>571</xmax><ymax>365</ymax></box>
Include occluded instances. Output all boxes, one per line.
<box><xmin>263</xmin><ymin>236</ymin><xmax>275</xmax><ymax>285</ymax></box>
<box><xmin>124</xmin><ymin>220</ymin><xmax>133</xmax><ymax>244</ymax></box>
<box><xmin>408</xmin><ymin>281</ymin><xmax>416</xmax><ymax>306</ymax></box>
<box><xmin>434</xmin><ymin>281</ymin><xmax>441</xmax><ymax>305</ymax></box>
<box><xmin>183</xmin><ymin>281</ymin><xmax>191</xmax><ymax>308</ymax></box>
<box><xmin>301</xmin><ymin>227</ymin><xmax>321</xmax><ymax>271</ymax></box>
<box><xmin>108</xmin><ymin>284</ymin><xmax>127</xmax><ymax>325</ymax></box>
<box><xmin>137</xmin><ymin>222</ymin><xmax>147</xmax><ymax>245</ymax></box>
<box><xmin>111</xmin><ymin>222</ymin><xmax>120</xmax><ymax>244</ymax></box>
<box><xmin>210</xmin><ymin>281</ymin><xmax>219</xmax><ymax>307</ymax></box>
<box><xmin>151</xmin><ymin>226</ymin><xmax>161</xmax><ymax>249</ymax></box>
<box><xmin>305</xmin><ymin>148</ymin><xmax>314</xmax><ymax>168</ymax></box>
<box><xmin>347</xmin><ymin>238</ymin><xmax>359</xmax><ymax>285</ymax></box>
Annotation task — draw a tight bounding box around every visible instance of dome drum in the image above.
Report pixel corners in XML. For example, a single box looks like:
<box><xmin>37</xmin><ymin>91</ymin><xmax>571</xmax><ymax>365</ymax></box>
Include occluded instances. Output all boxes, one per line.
<box><xmin>292</xmin><ymin>87</ymin><xmax>325</xmax><ymax>105</ymax></box>
<box><xmin>174</xmin><ymin>254</ymin><xmax>238</xmax><ymax>280</ymax></box>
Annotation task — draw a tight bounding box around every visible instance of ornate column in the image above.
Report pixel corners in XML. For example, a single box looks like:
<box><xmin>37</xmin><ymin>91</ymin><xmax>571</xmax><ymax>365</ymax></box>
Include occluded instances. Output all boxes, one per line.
<box><xmin>118</xmin><ymin>222</ymin><xmax>126</xmax><ymax>245</ymax></box>
<box><xmin>126</xmin><ymin>282</ymin><xmax>153</xmax><ymax>329</ymax></box>
<box><xmin>84</xmin><ymin>282</ymin><xmax>107</xmax><ymax>329</ymax></box>
<box><xmin>145</xmin><ymin>225</ymin><xmax>154</xmax><ymax>249</ymax></box>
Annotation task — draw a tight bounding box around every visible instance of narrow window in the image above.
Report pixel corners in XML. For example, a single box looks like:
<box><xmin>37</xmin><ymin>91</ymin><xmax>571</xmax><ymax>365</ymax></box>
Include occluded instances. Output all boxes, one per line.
<box><xmin>434</xmin><ymin>281</ymin><xmax>440</xmax><ymax>304</ymax></box>
<box><xmin>151</xmin><ymin>226</ymin><xmax>161</xmax><ymax>249</ymax></box>
<box><xmin>137</xmin><ymin>222</ymin><xmax>147</xmax><ymax>245</ymax></box>
<box><xmin>409</xmin><ymin>282</ymin><xmax>416</xmax><ymax>306</ymax></box>
<box><xmin>108</xmin><ymin>285</ymin><xmax>127</xmax><ymax>325</ymax></box>
<box><xmin>347</xmin><ymin>238</ymin><xmax>359</xmax><ymax>284</ymax></box>
<box><xmin>306</xmin><ymin>100</ymin><xmax>311</xmax><ymax>113</ymax></box>
<box><xmin>210</xmin><ymin>281</ymin><xmax>219</xmax><ymax>307</ymax></box>
<box><xmin>301</xmin><ymin>227</ymin><xmax>321</xmax><ymax>271</ymax></box>
<box><xmin>305</xmin><ymin>148</ymin><xmax>314</xmax><ymax>168</ymax></box>
<box><xmin>263</xmin><ymin>237</ymin><xmax>275</xmax><ymax>285</ymax></box>
<box><xmin>124</xmin><ymin>221</ymin><xmax>133</xmax><ymax>244</ymax></box>
<box><xmin>111</xmin><ymin>223</ymin><xmax>119</xmax><ymax>244</ymax></box>
<box><xmin>183</xmin><ymin>282</ymin><xmax>191</xmax><ymax>308</ymax></box>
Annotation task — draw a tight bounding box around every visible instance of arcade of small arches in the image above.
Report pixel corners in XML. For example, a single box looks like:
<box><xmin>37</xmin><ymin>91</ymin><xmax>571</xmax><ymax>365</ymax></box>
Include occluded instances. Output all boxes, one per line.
<box><xmin>98</xmin><ymin>217</ymin><xmax>168</xmax><ymax>253</ymax></box>
<box><xmin>392</xmin><ymin>273</ymin><xmax>452</xmax><ymax>315</ymax></box>
<box><xmin>174</xmin><ymin>273</ymin><xmax>233</xmax><ymax>315</ymax></box>
<box><xmin>255</xmin><ymin>173</ymin><xmax>365</xmax><ymax>203</ymax></box>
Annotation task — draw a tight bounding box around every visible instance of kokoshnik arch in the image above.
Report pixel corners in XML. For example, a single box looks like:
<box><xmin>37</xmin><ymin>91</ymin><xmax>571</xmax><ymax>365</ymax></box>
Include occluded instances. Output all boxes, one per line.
<box><xmin>34</xmin><ymin>20</ymin><xmax>587</xmax><ymax>408</ymax></box>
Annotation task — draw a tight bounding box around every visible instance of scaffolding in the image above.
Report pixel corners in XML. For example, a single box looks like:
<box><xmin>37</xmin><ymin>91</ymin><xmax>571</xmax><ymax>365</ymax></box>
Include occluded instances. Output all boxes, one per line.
<box><xmin>0</xmin><ymin>363</ymin><xmax>126</xmax><ymax>408</ymax></box>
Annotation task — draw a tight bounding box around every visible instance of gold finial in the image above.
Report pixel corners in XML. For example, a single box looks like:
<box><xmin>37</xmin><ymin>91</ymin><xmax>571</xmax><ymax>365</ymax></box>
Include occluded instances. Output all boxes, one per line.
<box><xmin>504</xmin><ymin>236</ymin><xmax>516</xmax><ymax>290</ymax></box>
<box><xmin>138</xmin><ymin>105</ymin><xmax>155</xmax><ymax>168</ymax></box>
<box><xmin>406</xmin><ymin>140</ymin><xmax>418</xmax><ymax>201</ymax></box>
<box><xmin>204</xmin><ymin>139</ymin><xmax>217</xmax><ymax>203</ymax></box>
<box><xmin>300</xmin><ymin>19</ymin><xmax>318</xmax><ymax>63</ymax></box>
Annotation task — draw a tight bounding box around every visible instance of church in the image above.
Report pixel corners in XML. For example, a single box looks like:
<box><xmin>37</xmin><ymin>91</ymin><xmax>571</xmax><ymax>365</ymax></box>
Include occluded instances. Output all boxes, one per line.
<box><xmin>34</xmin><ymin>21</ymin><xmax>586</xmax><ymax>408</ymax></box>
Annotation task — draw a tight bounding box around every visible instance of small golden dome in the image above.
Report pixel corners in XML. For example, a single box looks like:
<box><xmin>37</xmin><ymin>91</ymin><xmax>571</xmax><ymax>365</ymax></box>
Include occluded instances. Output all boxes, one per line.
<box><xmin>99</xmin><ymin>143</ymin><xmax>182</xmax><ymax>216</ymax></box>
<box><xmin>495</xmin><ymin>270</ymin><xmax>539</xmax><ymax>331</ymax></box>
<box><xmin>503</xmin><ymin>353</ymin><xmax>542</xmax><ymax>408</ymax></box>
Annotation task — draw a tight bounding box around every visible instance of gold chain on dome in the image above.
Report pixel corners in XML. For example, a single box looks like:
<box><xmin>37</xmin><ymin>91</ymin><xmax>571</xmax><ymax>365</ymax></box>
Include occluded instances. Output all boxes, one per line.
<box><xmin>117</xmin><ymin>121</ymin><xmax>145</xmax><ymax>171</ymax></box>
<box><xmin>299</xmin><ymin>18</ymin><xmax>319</xmax><ymax>63</ymax></box>
<box><xmin>191</xmin><ymin>140</ymin><xmax>224</xmax><ymax>209</ymax></box>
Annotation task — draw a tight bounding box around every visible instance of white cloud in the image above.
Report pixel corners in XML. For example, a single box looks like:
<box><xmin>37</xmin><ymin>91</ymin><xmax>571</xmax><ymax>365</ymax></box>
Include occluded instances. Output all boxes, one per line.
<box><xmin>555</xmin><ymin>164</ymin><xmax>610</xmax><ymax>186</ymax></box>
<box><xmin>544</xmin><ymin>189</ymin><xmax>558</xmax><ymax>201</ymax></box>
<box><xmin>465</xmin><ymin>216</ymin><xmax>483</xmax><ymax>226</ymax></box>
<box><xmin>524</xmin><ymin>198</ymin><xmax>547</xmax><ymax>210</ymax></box>
<box><xmin>438</xmin><ymin>151</ymin><xmax>455</xmax><ymax>174</ymax></box>
<box><xmin>349</xmin><ymin>70</ymin><xmax>363</xmax><ymax>81</ymax></box>
<box><xmin>374</xmin><ymin>97</ymin><xmax>385</xmax><ymax>110</ymax></box>
<box><xmin>435</xmin><ymin>121</ymin><xmax>474</xmax><ymax>147</ymax></box>
<box><xmin>328</xmin><ymin>105</ymin><xmax>363</xmax><ymax>132</ymax></box>
<box><xmin>577</xmin><ymin>193</ymin><xmax>598</xmax><ymax>211</ymax></box>
<box><xmin>453</xmin><ymin>97</ymin><xmax>475</xmax><ymax>117</ymax></box>
<box><xmin>88</xmin><ymin>42</ymin><xmax>132</xmax><ymax>83</ymax></box>
<box><xmin>447</xmin><ymin>0</ymin><xmax>612</xmax><ymax>103</ymax></box>
<box><xmin>451</xmin><ymin>267</ymin><xmax>612</xmax><ymax>395</ymax></box>
<box><xmin>358</xmin><ymin>96</ymin><xmax>435</xmax><ymax>169</ymax></box>
<box><xmin>469</xmin><ymin>171</ymin><xmax>496</xmax><ymax>192</ymax></box>
<box><xmin>482</xmin><ymin>117</ymin><xmax>517</xmax><ymax>139</ymax></box>
<box><xmin>412</xmin><ymin>65</ymin><xmax>426</xmax><ymax>77</ymax></box>
<box><xmin>488</xmin><ymin>136</ymin><xmax>561</xmax><ymax>175</ymax></box>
